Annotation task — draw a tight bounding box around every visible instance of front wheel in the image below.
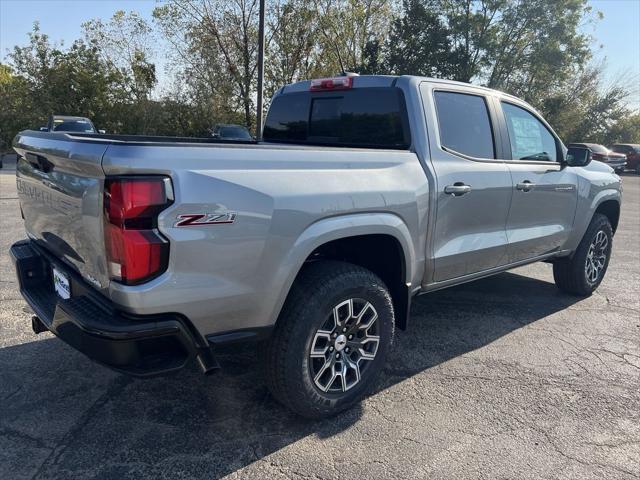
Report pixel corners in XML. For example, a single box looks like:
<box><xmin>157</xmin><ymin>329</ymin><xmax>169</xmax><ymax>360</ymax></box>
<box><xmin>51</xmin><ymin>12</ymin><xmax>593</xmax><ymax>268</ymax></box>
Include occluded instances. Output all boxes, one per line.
<box><xmin>261</xmin><ymin>260</ymin><xmax>394</xmax><ymax>418</ymax></box>
<box><xmin>553</xmin><ymin>213</ymin><xmax>613</xmax><ymax>296</ymax></box>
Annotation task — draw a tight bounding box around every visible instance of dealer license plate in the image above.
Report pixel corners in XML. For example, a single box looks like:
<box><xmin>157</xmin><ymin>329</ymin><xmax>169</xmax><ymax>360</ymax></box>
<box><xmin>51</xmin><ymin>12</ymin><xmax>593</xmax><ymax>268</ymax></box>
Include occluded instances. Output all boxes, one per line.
<box><xmin>52</xmin><ymin>267</ymin><xmax>71</xmax><ymax>300</ymax></box>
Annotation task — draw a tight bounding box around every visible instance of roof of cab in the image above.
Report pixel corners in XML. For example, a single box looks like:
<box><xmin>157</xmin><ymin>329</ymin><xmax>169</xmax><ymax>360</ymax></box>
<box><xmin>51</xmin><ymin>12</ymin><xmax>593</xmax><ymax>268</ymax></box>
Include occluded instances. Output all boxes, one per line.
<box><xmin>280</xmin><ymin>75</ymin><xmax>397</xmax><ymax>93</ymax></box>
<box><xmin>278</xmin><ymin>74</ymin><xmax>521</xmax><ymax>103</ymax></box>
<box><xmin>274</xmin><ymin>74</ymin><xmax>557</xmax><ymax>140</ymax></box>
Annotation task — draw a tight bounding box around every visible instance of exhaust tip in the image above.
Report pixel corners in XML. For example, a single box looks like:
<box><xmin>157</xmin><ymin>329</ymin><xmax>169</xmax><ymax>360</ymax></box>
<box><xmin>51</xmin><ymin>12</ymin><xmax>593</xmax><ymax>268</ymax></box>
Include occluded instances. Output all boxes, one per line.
<box><xmin>31</xmin><ymin>315</ymin><xmax>48</xmax><ymax>334</ymax></box>
<box><xmin>196</xmin><ymin>348</ymin><xmax>220</xmax><ymax>375</ymax></box>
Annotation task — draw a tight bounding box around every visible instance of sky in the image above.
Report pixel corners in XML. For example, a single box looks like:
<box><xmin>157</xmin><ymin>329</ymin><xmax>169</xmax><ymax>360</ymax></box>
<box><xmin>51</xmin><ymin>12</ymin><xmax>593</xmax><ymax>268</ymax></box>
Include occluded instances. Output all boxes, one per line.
<box><xmin>0</xmin><ymin>1</ymin><xmax>157</xmax><ymax>53</ymax></box>
<box><xmin>1</xmin><ymin>0</ymin><xmax>639</xmax><ymax>107</ymax></box>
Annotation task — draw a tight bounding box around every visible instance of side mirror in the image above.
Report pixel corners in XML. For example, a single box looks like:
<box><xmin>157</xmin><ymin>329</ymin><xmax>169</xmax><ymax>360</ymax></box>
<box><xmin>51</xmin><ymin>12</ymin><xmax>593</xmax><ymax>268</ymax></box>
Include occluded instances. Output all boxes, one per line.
<box><xmin>565</xmin><ymin>147</ymin><xmax>591</xmax><ymax>167</ymax></box>
<box><xmin>39</xmin><ymin>127</ymin><xmax>48</xmax><ymax>132</ymax></box>
<box><xmin>98</xmin><ymin>129</ymin><xmax>106</xmax><ymax>134</ymax></box>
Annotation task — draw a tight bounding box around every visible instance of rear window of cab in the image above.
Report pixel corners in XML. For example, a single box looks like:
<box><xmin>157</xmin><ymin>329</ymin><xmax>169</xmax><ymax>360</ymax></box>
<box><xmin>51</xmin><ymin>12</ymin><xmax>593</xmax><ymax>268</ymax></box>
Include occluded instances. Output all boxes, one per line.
<box><xmin>263</xmin><ymin>87</ymin><xmax>411</xmax><ymax>149</ymax></box>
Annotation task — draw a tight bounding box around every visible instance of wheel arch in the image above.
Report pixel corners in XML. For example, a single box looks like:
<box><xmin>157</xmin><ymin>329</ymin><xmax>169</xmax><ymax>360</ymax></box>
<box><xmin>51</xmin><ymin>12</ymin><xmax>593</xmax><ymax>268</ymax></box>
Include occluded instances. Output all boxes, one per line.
<box><xmin>270</xmin><ymin>213</ymin><xmax>416</xmax><ymax>331</ymax></box>
<box><xmin>594</xmin><ymin>199</ymin><xmax>620</xmax><ymax>233</ymax></box>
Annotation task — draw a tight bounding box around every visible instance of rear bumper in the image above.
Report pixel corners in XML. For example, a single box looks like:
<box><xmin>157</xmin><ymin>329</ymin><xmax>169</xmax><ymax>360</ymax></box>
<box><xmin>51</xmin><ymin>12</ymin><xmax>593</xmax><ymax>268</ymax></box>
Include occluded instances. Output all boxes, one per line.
<box><xmin>10</xmin><ymin>240</ymin><xmax>211</xmax><ymax>377</ymax></box>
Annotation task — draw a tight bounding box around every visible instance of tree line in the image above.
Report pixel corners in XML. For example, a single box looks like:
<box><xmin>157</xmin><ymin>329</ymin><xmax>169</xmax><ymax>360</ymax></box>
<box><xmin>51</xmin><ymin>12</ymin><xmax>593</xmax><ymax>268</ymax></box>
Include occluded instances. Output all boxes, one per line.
<box><xmin>1</xmin><ymin>0</ymin><xmax>638</xmax><ymax>152</ymax></box>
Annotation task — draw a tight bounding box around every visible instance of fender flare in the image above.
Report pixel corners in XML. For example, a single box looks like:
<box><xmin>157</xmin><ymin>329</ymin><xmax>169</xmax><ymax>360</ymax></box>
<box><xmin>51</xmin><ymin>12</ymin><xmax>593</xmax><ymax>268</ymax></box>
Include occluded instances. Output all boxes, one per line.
<box><xmin>587</xmin><ymin>190</ymin><xmax>621</xmax><ymax>234</ymax></box>
<box><xmin>589</xmin><ymin>189</ymin><xmax>621</xmax><ymax>214</ymax></box>
<box><xmin>267</xmin><ymin>212</ymin><xmax>416</xmax><ymax>326</ymax></box>
<box><xmin>567</xmin><ymin>188</ymin><xmax>621</xmax><ymax>255</ymax></box>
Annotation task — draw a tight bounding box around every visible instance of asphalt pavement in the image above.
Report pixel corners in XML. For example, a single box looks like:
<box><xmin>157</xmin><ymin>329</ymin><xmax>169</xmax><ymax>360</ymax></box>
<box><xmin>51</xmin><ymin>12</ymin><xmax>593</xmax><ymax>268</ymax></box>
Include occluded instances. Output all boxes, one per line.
<box><xmin>1</xmin><ymin>163</ymin><xmax>638</xmax><ymax>479</ymax></box>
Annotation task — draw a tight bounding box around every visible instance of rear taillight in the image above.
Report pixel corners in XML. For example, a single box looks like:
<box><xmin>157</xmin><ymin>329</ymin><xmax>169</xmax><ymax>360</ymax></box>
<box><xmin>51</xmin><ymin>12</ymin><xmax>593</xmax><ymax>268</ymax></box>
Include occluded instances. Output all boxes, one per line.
<box><xmin>104</xmin><ymin>177</ymin><xmax>173</xmax><ymax>285</ymax></box>
<box><xmin>310</xmin><ymin>76</ymin><xmax>353</xmax><ymax>91</ymax></box>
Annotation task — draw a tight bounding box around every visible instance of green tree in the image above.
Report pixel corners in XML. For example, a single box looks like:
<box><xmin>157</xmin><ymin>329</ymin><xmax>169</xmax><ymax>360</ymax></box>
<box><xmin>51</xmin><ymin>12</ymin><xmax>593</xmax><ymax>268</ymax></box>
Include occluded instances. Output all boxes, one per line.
<box><xmin>316</xmin><ymin>0</ymin><xmax>393</xmax><ymax>73</ymax></box>
<box><xmin>1</xmin><ymin>0</ymin><xmax>634</xmax><ymax>147</ymax></box>
<box><xmin>371</xmin><ymin>0</ymin><xmax>619</xmax><ymax>140</ymax></box>
<box><xmin>83</xmin><ymin>11</ymin><xmax>156</xmax><ymax>97</ymax></box>
<box><xmin>8</xmin><ymin>24</ymin><xmax>121</xmax><ymax>129</ymax></box>
<box><xmin>604</xmin><ymin>114</ymin><xmax>640</xmax><ymax>145</ymax></box>
<box><xmin>435</xmin><ymin>0</ymin><xmax>503</xmax><ymax>82</ymax></box>
<box><xmin>0</xmin><ymin>63</ymin><xmax>36</xmax><ymax>151</ymax></box>
<box><xmin>536</xmin><ymin>62</ymin><xmax>633</xmax><ymax>143</ymax></box>
<box><xmin>358</xmin><ymin>39</ymin><xmax>383</xmax><ymax>74</ymax></box>
<box><xmin>83</xmin><ymin>11</ymin><xmax>157</xmax><ymax>133</ymax></box>
<box><xmin>265</xmin><ymin>0</ymin><xmax>320</xmax><ymax>98</ymax></box>
<box><xmin>485</xmin><ymin>0</ymin><xmax>592</xmax><ymax>101</ymax></box>
<box><xmin>411</xmin><ymin>0</ymin><xmax>593</xmax><ymax>95</ymax></box>
<box><xmin>154</xmin><ymin>0</ymin><xmax>261</xmax><ymax>129</ymax></box>
<box><xmin>383</xmin><ymin>0</ymin><xmax>454</xmax><ymax>77</ymax></box>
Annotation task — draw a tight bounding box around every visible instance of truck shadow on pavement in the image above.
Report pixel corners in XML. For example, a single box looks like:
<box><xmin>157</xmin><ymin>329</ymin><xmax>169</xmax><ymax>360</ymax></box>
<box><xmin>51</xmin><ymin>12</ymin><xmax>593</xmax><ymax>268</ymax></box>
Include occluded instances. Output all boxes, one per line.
<box><xmin>0</xmin><ymin>270</ymin><xmax>582</xmax><ymax>479</ymax></box>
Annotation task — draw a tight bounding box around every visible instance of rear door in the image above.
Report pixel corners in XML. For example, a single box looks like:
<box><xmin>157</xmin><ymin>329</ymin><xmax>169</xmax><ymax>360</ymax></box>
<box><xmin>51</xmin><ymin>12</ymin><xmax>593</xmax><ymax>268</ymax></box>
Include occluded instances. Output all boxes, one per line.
<box><xmin>14</xmin><ymin>133</ymin><xmax>110</xmax><ymax>291</ymax></box>
<box><xmin>420</xmin><ymin>84</ymin><xmax>512</xmax><ymax>283</ymax></box>
<box><xmin>496</xmin><ymin>100</ymin><xmax>578</xmax><ymax>263</ymax></box>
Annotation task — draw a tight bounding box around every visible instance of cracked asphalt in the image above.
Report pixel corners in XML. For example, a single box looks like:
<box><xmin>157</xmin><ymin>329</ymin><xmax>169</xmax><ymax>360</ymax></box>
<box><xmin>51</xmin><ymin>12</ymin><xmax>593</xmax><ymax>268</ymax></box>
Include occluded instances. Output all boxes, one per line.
<box><xmin>1</xmin><ymin>158</ymin><xmax>639</xmax><ymax>479</ymax></box>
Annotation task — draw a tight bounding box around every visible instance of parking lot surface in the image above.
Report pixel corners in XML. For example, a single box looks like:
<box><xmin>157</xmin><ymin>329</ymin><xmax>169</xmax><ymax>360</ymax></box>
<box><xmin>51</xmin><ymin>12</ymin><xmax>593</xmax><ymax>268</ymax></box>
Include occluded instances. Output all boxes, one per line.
<box><xmin>1</xmin><ymin>164</ymin><xmax>639</xmax><ymax>479</ymax></box>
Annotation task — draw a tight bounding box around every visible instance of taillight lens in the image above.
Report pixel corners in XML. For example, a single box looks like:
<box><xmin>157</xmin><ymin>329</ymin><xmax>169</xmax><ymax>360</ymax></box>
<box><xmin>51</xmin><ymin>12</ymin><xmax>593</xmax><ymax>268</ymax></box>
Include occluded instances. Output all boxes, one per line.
<box><xmin>104</xmin><ymin>177</ymin><xmax>173</xmax><ymax>285</ymax></box>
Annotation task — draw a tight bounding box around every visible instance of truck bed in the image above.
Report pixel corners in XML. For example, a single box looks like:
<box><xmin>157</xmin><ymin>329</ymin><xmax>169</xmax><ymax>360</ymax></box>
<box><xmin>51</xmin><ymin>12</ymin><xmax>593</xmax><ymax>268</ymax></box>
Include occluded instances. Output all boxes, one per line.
<box><xmin>12</xmin><ymin>128</ymin><xmax>425</xmax><ymax>338</ymax></box>
<box><xmin>16</xmin><ymin>130</ymin><xmax>407</xmax><ymax>153</ymax></box>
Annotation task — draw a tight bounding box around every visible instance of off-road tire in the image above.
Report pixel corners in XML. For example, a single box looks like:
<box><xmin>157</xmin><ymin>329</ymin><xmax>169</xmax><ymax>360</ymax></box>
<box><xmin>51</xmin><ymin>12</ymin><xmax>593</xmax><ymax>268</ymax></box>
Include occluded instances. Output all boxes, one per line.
<box><xmin>261</xmin><ymin>260</ymin><xmax>395</xmax><ymax>419</ymax></box>
<box><xmin>553</xmin><ymin>213</ymin><xmax>613</xmax><ymax>296</ymax></box>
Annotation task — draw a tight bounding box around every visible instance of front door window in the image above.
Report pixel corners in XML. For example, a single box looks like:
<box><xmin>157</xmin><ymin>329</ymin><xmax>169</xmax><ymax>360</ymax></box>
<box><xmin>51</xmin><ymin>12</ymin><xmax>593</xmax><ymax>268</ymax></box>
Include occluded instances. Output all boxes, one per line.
<box><xmin>502</xmin><ymin>102</ymin><xmax>557</xmax><ymax>162</ymax></box>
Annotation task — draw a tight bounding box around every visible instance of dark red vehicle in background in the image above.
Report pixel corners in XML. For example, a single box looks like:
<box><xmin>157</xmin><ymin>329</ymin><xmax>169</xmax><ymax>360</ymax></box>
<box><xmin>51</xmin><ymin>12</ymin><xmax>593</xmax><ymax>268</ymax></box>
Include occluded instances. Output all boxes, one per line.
<box><xmin>568</xmin><ymin>143</ymin><xmax>627</xmax><ymax>173</ymax></box>
<box><xmin>610</xmin><ymin>144</ymin><xmax>640</xmax><ymax>174</ymax></box>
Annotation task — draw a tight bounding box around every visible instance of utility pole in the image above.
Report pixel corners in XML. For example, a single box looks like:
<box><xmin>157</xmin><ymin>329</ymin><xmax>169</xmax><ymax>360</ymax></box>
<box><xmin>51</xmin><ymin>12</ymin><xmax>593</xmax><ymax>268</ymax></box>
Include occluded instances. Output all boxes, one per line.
<box><xmin>256</xmin><ymin>0</ymin><xmax>266</xmax><ymax>140</ymax></box>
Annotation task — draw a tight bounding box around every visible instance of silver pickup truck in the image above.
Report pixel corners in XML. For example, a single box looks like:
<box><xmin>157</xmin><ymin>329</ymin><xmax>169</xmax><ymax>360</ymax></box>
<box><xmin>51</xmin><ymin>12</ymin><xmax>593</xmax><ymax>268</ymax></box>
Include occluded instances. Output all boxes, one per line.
<box><xmin>11</xmin><ymin>75</ymin><xmax>622</xmax><ymax>418</ymax></box>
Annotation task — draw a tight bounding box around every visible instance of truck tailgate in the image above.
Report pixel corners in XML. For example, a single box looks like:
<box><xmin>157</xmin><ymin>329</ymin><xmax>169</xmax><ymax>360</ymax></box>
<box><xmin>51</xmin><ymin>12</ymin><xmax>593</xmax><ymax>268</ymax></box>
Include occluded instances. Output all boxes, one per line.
<box><xmin>13</xmin><ymin>132</ymin><xmax>110</xmax><ymax>292</ymax></box>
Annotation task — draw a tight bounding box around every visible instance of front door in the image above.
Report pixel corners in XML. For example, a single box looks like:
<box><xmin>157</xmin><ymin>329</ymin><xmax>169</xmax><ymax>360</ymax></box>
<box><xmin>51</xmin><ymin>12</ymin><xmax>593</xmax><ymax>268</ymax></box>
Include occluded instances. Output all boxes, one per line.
<box><xmin>421</xmin><ymin>86</ymin><xmax>513</xmax><ymax>283</ymax></box>
<box><xmin>498</xmin><ymin>101</ymin><xmax>578</xmax><ymax>263</ymax></box>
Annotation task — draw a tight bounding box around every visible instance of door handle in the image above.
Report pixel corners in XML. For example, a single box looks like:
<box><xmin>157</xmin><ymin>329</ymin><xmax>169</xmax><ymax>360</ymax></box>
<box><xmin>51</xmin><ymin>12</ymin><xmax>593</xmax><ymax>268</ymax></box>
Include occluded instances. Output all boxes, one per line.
<box><xmin>516</xmin><ymin>181</ymin><xmax>535</xmax><ymax>192</ymax></box>
<box><xmin>444</xmin><ymin>183</ymin><xmax>472</xmax><ymax>196</ymax></box>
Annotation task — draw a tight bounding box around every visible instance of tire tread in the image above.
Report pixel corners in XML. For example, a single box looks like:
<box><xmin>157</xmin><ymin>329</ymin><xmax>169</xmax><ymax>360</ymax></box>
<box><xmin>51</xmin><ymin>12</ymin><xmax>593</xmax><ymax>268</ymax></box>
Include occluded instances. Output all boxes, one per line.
<box><xmin>261</xmin><ymin>260</ymin><xmax>394</xmax><ymax>418</ymax></box>
<box><xmin>553</xmin><ymin>213</ymin><xmax>612</xmax><ymax>296</ymax></box>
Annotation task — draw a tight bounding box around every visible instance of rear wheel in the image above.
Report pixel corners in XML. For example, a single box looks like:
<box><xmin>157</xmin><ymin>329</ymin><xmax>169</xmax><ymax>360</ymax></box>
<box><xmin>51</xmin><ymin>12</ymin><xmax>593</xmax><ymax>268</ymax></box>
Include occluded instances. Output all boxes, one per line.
<box><xmin>262</xmin><ymin>260</ymin><xmax>394</xmax><ymax>418</ymax></box>
<box><xmin>553</xmin><ymin>213</ymin><xmax>613</xmax><ymax>296</ymax></box>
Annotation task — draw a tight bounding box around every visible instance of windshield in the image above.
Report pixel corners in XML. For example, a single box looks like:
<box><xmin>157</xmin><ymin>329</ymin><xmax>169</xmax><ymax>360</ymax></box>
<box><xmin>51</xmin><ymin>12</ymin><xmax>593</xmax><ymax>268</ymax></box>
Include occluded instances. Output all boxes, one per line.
<box><xmin>218</xmin><ymin>126</ymin><xmax>252</xmax><ymax>139</ymax></box>
<box><xmin>53</xmin><ymin>120</ymin><xmax>95</xmax><ymax>133</ymax></box>
<box><xmin>264</xmin><ymin>87</ymin><xmax>411</xmax><ymax>149</ymax></box>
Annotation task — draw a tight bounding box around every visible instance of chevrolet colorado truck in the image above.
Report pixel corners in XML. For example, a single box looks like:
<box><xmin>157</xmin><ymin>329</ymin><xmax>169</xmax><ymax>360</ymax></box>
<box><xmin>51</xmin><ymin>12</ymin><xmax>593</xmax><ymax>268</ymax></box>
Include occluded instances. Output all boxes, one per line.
<box><xmin>11</xmin><ymin>75</ymin><xmax>622</xmax><ymax>418</ymax></box>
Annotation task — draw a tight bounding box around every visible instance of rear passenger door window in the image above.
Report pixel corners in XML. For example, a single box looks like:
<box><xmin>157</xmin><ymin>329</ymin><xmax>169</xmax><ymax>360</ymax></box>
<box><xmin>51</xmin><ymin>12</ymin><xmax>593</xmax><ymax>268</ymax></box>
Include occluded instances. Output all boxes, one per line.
<box><xmin>501</xmin><ymin>102</ymin><xmax>557</xmax><ymax>162</ymax></box>
<box><xmin>433</xmin><ymin>91</ymin><xmax>495</xmax><ymax>159</ymax></box>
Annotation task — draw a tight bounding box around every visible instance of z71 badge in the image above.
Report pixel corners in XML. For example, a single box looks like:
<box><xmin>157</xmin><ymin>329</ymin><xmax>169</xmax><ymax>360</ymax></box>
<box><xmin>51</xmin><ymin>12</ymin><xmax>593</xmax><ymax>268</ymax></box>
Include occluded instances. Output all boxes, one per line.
<box><xmin>174</xmin><ymin>213</ymin><xmax>237</xmax><ymax>227</ymax></box>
